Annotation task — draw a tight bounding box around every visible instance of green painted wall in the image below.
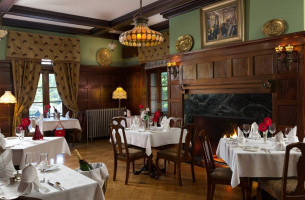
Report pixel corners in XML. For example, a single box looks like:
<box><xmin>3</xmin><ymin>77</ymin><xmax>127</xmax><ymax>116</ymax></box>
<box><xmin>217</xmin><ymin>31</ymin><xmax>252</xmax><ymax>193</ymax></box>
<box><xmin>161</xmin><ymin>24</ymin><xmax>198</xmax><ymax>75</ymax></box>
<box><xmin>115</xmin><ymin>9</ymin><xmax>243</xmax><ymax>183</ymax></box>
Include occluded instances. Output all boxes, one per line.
<box><xmin>169</xmin><ymin>0</ymin><xmax>305</xmax><ymax>54</ymax></box>
<box><xmin>248</xmin><ymin>0</ymin><xmax>304</xmax><ymax>40</ymax></box>
<box><xmin>0</xmin><ymin>26</ymin><xmax>139</xmax><ymax>66</ymax></box>
<box><xmin>169</xmin><ymin>9</ymin><xmax>201</xmax><ymax>54</ymax></box>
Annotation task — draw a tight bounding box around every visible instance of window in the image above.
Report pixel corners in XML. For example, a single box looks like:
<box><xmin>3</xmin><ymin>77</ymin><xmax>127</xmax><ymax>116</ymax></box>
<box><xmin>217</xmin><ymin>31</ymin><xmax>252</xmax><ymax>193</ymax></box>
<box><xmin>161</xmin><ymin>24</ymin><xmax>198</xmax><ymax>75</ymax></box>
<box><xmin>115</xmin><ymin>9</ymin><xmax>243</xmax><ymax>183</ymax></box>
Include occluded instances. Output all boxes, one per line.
<box><xmin>29</xmin><ymin>60</ymin><xmax>63</xmax><ymax>117</ymax></box>
<box><xmin>148</xmin><ymin>68</ymin><xmax>168</xmax><ymax>114</ymax></box>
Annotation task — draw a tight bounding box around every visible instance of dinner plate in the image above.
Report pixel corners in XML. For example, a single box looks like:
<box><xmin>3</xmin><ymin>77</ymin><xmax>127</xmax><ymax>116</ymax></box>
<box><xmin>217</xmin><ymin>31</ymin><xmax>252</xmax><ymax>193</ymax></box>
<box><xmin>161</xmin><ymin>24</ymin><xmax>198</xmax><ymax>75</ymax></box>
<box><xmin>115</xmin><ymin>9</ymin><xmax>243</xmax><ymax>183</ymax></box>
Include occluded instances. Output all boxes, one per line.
<box><xmin>43</xmin><ymin>165</ymin><xmax>59</xmax><ymax>172</ymax></box>
<box><xmin>242</xmin><ymin>146</ymin><xmax>259</xmax><ymax>152</ymax></box>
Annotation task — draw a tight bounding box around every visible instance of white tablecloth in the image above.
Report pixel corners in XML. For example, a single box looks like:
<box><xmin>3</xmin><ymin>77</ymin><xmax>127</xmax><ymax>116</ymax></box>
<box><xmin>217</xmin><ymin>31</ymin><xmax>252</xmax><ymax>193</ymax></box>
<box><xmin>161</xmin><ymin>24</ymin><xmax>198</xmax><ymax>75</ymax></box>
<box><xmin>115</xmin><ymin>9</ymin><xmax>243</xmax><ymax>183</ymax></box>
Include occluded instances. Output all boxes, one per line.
<box><xmin>1</xmin><ymin>164</ymin><xmax>104</xmax><ymax>200</ymax></box>
<box><xmin>216</xmin><ymin>138</ymin><xmax>300</xmax><ymax>188</ymax></box>
<box><xmin>5</xmin><ymin>137</ymin><xmax>71</xmax><ymax>169</ymax></box>
<box><xmin>37</xmin><ymin>117</ymin><xmax>81</xmax><ymax>132</ymax></box>
<box><xmin>112</xmin><ymin>127</ymin><xmax>185</xmax><ymax>155</ymax></box>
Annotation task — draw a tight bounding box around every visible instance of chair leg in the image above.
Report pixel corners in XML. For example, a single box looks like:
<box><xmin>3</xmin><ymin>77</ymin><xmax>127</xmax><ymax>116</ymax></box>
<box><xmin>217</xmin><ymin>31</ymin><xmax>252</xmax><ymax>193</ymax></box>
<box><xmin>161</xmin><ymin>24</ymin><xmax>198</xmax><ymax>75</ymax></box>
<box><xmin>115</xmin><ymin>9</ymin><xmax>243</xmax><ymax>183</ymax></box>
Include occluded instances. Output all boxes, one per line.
<box><xmin>191</xmin><ymin>161</ymin><xmax>195</xmax><ymax>182</ymax></box>
<box><xmin>148</xmin><ymin>156</ymin><xmax>152</xmax><ymax>172</ymax></box>
<box><xmin>156</xmin><ymin>157</ymin><xmax>160</xmax><ymax>179</ymax></box>
<box><xmin>177</xmin><ymin>162</ymin><xmax>182</xmax><ymax>186</ymax></box>
<box><xmin>241</xmin><ymin>187</ymin><xmax>246</xmax><ymax>200</ymax></box>
<box><xmin>174</xmin><ymin>163</ymin><xmax>176</xmax><ymax>174</ymax></box>
<box><xmin>125</xmin><ymin>161</ymin><xmax>130</xmax><ymax>185</ymax></box>
<box><xmin>113</xmin><ymin>157</ymin><xmax>117</xmax><ymax>181</ymax></box>
<box><xmin>206</xmin><ymin>180</ymin><xmax>211</xmax><ymax>200</ymax></box>
<box><xmin>210</xmin><ymin>184</ymin><xmax>215</xmax><ymax>200</ymax></box>
<box><xmin>256</xmin><ymin>183</ymin><xmax>262</xmax><ymax>200</ymax></box>
<box><xmin>132</xmin><ymin>161</ymin><xmax>135</xmax><ymax>172</ymax></box>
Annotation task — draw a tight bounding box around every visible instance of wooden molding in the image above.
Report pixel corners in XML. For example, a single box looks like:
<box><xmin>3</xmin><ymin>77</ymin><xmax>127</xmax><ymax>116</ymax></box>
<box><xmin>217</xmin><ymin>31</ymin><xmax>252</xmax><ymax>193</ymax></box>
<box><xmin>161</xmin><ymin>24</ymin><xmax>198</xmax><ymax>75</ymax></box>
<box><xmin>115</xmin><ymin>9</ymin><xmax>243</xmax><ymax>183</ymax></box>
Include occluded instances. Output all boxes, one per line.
<box><xmin>0</xmin><ymin>0</ymin><xmax>17</xmax><ymax>13</ymax></box>
<box><xmin>8</xmin><ymin>5</ymin><xmax>110</xmax><ymax>28</ymax></box>
<box><xmin>161</xmin><ymin>0</ymin><xmax>220</xmax><ymax>19</ymax></box>
<box><xmin>3</xmin><ymin>18</ymin><xmax>90</xmax><ymax>35</ymax></box>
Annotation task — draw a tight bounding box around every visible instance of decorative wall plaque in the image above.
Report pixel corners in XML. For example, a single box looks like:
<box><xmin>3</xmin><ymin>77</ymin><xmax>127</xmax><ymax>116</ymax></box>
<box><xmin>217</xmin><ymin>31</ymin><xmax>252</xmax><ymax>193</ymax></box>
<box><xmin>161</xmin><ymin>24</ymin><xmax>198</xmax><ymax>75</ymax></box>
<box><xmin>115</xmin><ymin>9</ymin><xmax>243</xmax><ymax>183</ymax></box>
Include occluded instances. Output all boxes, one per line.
<box><xmin>96</xmin><ymin>48</ymin><xmax>112</xmax><ymax>66</ymax></box>
<box><xmin>262</xmin><ymin>19</ymin><xmax>287</xmax><ymax>37</ymax></box>
<box><xmin>176</xmin><ymin>35</ymin><xmax>193</xmax><ymax>53</ymax></box>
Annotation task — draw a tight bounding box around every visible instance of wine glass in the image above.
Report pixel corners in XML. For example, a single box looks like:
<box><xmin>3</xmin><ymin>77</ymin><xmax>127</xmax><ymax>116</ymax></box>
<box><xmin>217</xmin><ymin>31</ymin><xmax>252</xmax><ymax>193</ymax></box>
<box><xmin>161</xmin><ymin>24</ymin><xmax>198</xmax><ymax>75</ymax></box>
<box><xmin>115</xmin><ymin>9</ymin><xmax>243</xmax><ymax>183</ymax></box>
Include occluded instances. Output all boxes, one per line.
<box><xmin>15</xmin><ymin>127</ymin><xmax>22</xmax><ymax>145</ymax></box>
<box><xmin>25</xmin><ymin>152</ymin><xmax>38</xmax><ymax>167</ymax></box>
<box><xmin>40</xmin><ymin>153</ymin><xmax>48</xmax><ymax>183</ymax></box>
<box><xmin>285</xmin><ymin>127</ymin><xmax>292</xmax><ymax>138</ymax></box>
<box><xmin>269</xmin><ymin>124</ymin><xmax>276</xmax><ymax>137</ymax></box>
<box><xmin>243</xmin><ymin>124</ymin><xmax>251</xmax><ymax>140</ymax></box>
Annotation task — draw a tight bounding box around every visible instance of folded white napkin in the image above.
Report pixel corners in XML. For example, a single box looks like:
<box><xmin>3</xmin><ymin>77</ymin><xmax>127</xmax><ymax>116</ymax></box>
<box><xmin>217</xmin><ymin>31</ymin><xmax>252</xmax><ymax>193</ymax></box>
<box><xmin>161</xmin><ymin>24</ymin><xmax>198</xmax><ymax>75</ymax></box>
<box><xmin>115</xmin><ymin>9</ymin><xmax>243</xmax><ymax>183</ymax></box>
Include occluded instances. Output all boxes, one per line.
<box><xmin>237</xmin><ymin>127</ymin><xmax>244</xmax><ymax>138</ymax></box>
<box><xmin>127</xmin><ymin>109</ymin><xmax>131</xmax><ymax>117</ymax></box>
<box><xmin>273</xmin><ymin>131</ymin><xmax>286</xmax><ymax>151</ymax></box>
<box><xmin>17</xmin><ymin>164</ymin><xmax>49</xmax><ymax>195</ymax></box>
<box><xmin>0</xmin><ymin>149</ymin><xmax>16</xmax><ymax>183</ymax></box>
<box><xmin>65</xmin><ymin>111</ymin><xmax>70</xmax><ymax>119</ymax></box>
<box><xmin>249</xmin><ymin>122</ymin><xmax>258</xmax><ymax>138</ymax></box>
<box><xmin>288</xmin><ymin>126</ymin><xmax>299</xmax><ymax>143</ymax></box>
<box><xmin>0</xmin><ymin>133</ymin><xmax>6</xmax><ymax>148</ymax></box>
<box><xmin>160</xmin><ymin>117</ymin><xmax>170</xmax><ymax>132</ymax></box>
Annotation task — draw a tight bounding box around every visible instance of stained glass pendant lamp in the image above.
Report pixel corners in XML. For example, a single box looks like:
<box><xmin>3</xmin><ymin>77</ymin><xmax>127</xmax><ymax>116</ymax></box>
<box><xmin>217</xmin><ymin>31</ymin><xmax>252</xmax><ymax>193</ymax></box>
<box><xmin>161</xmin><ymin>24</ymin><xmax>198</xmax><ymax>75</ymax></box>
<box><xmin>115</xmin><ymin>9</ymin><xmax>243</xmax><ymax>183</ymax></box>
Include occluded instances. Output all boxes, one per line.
<box><xmin>119</xmin><ymin>0</ymin><xmax>164</xmax><ymax>47</ymax></box>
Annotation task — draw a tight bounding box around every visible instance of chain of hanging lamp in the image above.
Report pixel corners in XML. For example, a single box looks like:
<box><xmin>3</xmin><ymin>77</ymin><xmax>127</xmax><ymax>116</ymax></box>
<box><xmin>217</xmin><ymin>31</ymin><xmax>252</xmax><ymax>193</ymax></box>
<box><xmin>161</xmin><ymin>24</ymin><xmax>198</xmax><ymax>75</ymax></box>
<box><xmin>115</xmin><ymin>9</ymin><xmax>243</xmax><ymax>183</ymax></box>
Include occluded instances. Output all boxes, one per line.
<box><xmin>0</xmin><ymin>12</ymin><xmax>8</xmax><ymax>40</ymax></box>
<box><xmin>119</xmin><ymin>0</ymin><xmax>164</xmax><ymax>47</ymax></box>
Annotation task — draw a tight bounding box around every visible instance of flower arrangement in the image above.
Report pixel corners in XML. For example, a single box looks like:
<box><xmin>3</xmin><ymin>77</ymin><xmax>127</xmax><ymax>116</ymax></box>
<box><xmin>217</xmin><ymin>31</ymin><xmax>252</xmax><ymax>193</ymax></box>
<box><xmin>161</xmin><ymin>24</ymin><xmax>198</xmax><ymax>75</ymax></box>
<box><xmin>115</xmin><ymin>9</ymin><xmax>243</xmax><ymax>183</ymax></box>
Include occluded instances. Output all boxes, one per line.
<box><xmin>139</xmin><ymin>104</ymin><xmax>144</xmax><ymax>115</ymax></box>
<box><xmin>143</xmin><ymin>108</ymin><xmax>150</xmax><ymax>121</ymax></box>
<box><xmin>153</xmin><ymin>111</ymin><xmax>161</xmax><ymax>124</ymax></box>
<box><xmin>44</xmin><ymin>105</ymin><xmax>51</xmax><ymax>118</ymax></box>
<box><xmin>18</xmin><ymin>117</ymin><xmax>31</xmax><ymax>134</ymax></box>
<box><xmin>259</xmin><ymin>117</ymin><xmax>272</xmax><ymax>132</ymax></box>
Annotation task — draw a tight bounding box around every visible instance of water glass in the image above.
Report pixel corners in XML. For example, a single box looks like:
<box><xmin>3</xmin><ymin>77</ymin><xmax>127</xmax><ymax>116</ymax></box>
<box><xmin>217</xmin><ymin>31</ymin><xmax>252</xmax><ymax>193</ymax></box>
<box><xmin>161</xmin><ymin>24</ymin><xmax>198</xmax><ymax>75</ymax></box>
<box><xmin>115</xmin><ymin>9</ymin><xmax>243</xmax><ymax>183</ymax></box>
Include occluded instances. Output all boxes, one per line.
<box><xmin>40</xmin><ymin>153</ymin><xmax>48</xmax><ymax>182</ymax></box>
<box><xmin>237</xmin><ymin>137</ymin><xmax>245</xmax><ymax>147</ymax></box>
<box><xmin>285</xmin><ymin>127</ymin><xmax>292</xmax><ymax>138</ymax></box>
<box><xmin>25</xmin><ymin>152</ymin><xmax>38</xmax><ymax>167</ymax></box>
<box><xmin>15</xmin><ymin>127</ymin><xmax>22</xmax><ymax>145</ymax></box>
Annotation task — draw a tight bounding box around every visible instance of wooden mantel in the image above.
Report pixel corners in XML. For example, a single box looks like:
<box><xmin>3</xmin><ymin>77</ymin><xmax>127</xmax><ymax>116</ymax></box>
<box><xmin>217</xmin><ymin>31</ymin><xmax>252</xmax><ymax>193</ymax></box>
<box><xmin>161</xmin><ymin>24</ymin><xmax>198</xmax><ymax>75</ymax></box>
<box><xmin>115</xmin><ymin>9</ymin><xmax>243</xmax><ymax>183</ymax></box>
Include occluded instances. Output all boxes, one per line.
<box><xmin>167</xmin><ymin>31</ymin><xmax>305</xmax><ymax>140</ymax></box>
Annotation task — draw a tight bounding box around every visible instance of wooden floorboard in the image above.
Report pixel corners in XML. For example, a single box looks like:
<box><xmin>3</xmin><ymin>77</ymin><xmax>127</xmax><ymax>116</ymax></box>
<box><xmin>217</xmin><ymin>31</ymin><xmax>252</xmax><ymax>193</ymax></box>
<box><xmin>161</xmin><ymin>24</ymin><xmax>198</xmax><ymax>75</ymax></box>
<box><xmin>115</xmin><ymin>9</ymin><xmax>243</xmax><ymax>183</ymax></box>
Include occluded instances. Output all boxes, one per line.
<box><xmin>57</xmin><ymin>139</ymin><xmax>253</xmax><ymax>200</ymax></box>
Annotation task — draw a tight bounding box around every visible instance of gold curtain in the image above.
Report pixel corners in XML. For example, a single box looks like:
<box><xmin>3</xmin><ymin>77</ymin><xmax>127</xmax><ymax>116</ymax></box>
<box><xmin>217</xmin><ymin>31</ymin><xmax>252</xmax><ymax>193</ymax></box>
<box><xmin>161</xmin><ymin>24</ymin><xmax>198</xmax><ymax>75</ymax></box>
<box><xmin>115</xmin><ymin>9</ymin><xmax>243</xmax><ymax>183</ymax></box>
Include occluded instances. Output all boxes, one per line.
<box><xmin>53</xmin><ymin>62</ymin><xmax>80</xmax><ymax>118</ymax></box>
<box><xmin>12</xmin><ymin>60</ymin><xmax>41</xmax><ymax>135</ymax></box>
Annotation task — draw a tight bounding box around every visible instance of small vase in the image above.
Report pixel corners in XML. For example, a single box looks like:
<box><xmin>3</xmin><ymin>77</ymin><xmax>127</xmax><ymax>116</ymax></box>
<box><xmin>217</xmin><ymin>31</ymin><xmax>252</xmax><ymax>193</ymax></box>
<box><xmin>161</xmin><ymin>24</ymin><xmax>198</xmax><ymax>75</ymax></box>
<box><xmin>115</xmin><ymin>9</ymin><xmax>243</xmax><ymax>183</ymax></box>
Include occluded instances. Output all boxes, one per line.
<box><xmin>263</xmin><ymin>131</ymin><xmax>268</xmax><ymax>143</ymax></box>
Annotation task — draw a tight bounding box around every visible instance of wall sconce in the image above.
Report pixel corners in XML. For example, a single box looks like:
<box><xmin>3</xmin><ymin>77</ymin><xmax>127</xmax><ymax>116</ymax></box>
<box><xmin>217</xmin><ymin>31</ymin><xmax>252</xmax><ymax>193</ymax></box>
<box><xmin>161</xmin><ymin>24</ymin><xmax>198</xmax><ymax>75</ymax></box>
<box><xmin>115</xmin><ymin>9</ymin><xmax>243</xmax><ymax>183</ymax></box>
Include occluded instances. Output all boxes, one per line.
<box><xmin>275</xmin><ymin>44</ymin><xmax>296</xmax><ymax>70</ymax></box>
<box><xmin>167</xmin><ymin>62</ymin><xmax>180</xmax><ymax>79</ymax></box>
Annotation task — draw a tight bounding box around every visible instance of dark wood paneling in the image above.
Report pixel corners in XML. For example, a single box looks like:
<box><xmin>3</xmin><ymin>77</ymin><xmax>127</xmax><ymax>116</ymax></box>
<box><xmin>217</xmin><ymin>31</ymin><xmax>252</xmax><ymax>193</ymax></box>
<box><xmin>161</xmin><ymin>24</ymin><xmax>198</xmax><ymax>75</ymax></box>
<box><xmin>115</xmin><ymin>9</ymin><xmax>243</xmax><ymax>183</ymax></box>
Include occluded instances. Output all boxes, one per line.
<box><xmin>254</xmin><ymin>54</ymin><xmax>273</xmax><ymax>75</ymax></box>
<box><xmin>278</xmin><ymin>79</ymin><xmax>298</xmax><ymax>100</ymax></box>
<box><xmin>232</xmin><ymin>57</ymin><xmax>249</xmax><ymax>77</ymax></box>
<box><xmin>183</xmin><ymin>64</ymin><xmax>196</xmax><ymax>80</ymax></box>
<box><xmin>213</xmin><ymin>60</ymin><xmax>228</xmax><ymax>78</ymax></box>
<box><xmin>0</xmin><ymin>61</ymin><xmax>13</xmax><ymax>137</ymax></box>
<box><xmin>197</xmin><ymin>63</ymin><xmax>212</xmax><ymax>79</ymax></box>
<box><xmin>278</xmin><ymin>105</ymin><xmax>297</xmax><ymax>126</ymax></box>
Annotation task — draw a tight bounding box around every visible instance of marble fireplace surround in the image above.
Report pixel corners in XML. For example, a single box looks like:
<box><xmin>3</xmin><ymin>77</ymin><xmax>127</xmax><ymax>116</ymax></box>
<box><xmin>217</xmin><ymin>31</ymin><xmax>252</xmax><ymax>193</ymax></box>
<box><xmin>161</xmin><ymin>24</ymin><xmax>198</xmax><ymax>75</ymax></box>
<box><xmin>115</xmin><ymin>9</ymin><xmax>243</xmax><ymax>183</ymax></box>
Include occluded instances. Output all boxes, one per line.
<box><xmin>184</xmin><ymin>93</ymin><xmax>272</xmax><ymax>153</ymax></box>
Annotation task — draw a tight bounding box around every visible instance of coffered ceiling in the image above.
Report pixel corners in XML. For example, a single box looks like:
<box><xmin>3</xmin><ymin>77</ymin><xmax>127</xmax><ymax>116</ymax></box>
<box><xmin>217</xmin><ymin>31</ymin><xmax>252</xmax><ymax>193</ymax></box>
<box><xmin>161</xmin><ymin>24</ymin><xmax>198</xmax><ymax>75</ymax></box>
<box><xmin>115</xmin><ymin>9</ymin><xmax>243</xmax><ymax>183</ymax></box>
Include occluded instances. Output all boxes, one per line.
<box><xmin>0</xmin><ymin>0</ymin><xmax>219</xmax><ymax>39</ymax></box>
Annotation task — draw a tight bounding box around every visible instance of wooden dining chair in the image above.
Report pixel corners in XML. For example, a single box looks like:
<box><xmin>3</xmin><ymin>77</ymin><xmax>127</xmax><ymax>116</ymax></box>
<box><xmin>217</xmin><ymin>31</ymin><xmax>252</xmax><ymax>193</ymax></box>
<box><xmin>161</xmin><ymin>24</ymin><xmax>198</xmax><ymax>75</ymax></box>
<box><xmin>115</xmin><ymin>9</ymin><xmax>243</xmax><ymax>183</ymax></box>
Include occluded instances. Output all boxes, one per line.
<box><xmin>169</xmin><ymin>117</ymin><xmax>183</xmax><ymax>128</ymax></box>
<box><xmin>111</xmin><ymin>117</ymin><xmax>127</xmax><ymax>128</ymax></box>
<box><xmin>198</xmin><ymin>129</ymin><xmax>252</xmax><ymax>200</ymax></box>
<box><xmin>109</xmin><ymin>123</ymin><xmax>151</xmax><ymax>185</ymax></box>
<box><xmin>256</xmin><ymin>142</ymin><xmax>305</xmax><ymax>200</ymax></box>
<box><xmin>155</xmin><ymin>124</ymin><xmax>198</xmax><ymax>186</ymax></box>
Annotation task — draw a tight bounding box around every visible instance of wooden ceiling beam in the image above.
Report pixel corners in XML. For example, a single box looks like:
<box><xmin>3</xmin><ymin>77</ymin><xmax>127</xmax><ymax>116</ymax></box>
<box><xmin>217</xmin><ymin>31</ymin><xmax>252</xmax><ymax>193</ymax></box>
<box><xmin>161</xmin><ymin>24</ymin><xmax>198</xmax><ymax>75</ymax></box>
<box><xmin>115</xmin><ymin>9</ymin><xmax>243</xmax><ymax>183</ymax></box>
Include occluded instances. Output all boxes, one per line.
<box><xmin>8</xmin><ymin>5</ymin><xmax>110</xmax><ymax>29</ymax></box>
<box><xmin>161</xmin><ymin>0</ymin><xmax>220</xmax><ymax>19</ymax></box>
<box><xmin>0</xmin><ymin>0</ymin><xmax>17</xmax><ymax>13</ymax></box>
<box><xmin>3</xmin><ymin>18</ymin><xmax>90</xmax><ymax>35</ymax></box>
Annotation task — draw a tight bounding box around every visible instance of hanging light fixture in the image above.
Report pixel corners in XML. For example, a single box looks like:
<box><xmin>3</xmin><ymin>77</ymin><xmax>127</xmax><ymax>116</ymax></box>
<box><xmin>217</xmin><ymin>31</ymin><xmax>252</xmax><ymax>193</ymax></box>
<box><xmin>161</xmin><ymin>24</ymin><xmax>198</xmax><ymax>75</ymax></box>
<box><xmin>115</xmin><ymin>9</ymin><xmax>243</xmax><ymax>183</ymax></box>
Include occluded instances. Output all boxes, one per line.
<box><xmin>119</xmin><ymin>0</ymin><xmax>164</xmax><ymax>47</ymax></box>
<box><xmin>0</xmin><ymin>12</ymin><xmax>7</xmax><ymax>40</ymax></box>
<box><xmin>108</xmin><ymin>31</ymin><xmax>117</xmax><ymax>51</ymax></box>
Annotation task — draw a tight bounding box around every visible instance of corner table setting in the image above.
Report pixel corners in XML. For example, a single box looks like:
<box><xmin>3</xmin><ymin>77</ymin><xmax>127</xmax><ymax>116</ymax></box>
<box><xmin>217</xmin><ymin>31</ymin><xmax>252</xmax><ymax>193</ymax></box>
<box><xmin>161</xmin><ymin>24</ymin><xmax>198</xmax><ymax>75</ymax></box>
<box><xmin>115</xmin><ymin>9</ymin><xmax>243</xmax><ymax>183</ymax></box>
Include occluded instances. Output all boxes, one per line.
<box><xmin>216</xmin><ymin>117</ymin><xmax>301</xmax><ymax>190</ymax></box>
<box><xmin>0</xmin><ymin>128</ymin><xmax>105</xmax><ymax>200</ymax></box>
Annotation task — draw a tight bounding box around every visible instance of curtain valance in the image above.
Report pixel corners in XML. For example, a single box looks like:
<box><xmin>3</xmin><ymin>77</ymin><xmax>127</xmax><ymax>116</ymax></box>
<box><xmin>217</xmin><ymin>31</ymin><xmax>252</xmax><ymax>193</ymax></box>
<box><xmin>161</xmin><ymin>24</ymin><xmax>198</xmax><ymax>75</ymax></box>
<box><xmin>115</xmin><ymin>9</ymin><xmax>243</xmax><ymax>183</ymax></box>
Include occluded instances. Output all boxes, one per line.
<box><xmin>6</xmin><ymin>31</ymin><xmax>80</xmax><ymax>62</ymax></box>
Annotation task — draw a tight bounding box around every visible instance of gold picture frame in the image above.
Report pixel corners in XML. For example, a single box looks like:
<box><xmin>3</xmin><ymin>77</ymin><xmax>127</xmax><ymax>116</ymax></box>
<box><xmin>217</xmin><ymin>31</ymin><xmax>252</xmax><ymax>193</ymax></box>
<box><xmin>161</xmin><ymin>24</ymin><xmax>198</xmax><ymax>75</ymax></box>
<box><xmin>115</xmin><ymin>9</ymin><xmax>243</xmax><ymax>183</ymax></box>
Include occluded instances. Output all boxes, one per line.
<box><xmin>201</xmin><ymin>0</ymin><xmax>244</xmax><ymax>48</ymax></box>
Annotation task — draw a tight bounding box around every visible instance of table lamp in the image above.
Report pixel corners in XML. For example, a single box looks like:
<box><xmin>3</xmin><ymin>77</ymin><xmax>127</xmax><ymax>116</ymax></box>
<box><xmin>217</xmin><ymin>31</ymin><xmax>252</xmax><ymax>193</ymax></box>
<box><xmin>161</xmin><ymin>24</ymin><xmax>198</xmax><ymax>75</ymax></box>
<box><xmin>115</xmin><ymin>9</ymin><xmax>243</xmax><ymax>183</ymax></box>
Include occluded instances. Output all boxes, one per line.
<box><xmin>0</xmin><ymin>91</ymin><xmax>17</xmax><ymax>136</ymax></box>
<box><xmin>112</xmin><ymin>87</ymin><xmax>127</xmax><ymax>109</ymax></box>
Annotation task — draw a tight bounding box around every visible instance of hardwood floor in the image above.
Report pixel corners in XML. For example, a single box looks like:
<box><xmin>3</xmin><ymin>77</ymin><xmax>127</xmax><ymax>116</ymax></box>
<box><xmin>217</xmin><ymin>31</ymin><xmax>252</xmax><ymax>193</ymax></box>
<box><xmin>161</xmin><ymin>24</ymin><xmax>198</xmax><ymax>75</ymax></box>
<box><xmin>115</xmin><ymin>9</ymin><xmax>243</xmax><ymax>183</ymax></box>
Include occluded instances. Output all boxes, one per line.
<box><xmin>59</xmin><ymin>139</ymin><xmax>250</xmax><ymax>200</ymax></box>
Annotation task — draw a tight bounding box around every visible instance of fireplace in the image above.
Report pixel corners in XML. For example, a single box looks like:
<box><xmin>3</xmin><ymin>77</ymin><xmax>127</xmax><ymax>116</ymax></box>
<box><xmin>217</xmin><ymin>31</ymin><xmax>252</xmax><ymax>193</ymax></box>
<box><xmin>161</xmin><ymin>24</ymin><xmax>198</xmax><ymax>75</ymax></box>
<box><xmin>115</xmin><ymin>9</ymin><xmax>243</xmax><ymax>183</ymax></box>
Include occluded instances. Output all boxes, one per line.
<box><xmin>185</xmin><ymin>93</ymin><xmax>272</xmax><ymax>163</ymax></box>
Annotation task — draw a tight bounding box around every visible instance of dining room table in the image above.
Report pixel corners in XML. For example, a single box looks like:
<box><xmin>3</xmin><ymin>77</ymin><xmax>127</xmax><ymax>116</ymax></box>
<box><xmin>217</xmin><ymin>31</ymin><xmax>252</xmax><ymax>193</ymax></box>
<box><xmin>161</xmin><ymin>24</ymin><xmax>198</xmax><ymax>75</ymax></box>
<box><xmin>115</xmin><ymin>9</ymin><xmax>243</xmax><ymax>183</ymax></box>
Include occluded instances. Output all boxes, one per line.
<box><xmin>35</xmin><ymin>117</ymin><xmax>81</xmax><ymax>132</ymax></box>
<box><xmin>216</xmin><ymin>137</ymin><xmax>301</xmax><ymax>188</ymax></box>
<box><xmin>5</xmin><ymin>137</ymin><xmax>71</xmax><ymax>169</ymax></box>
<box><xmin>0</xmin><ymin>164</ymin><xmax>105</xmax><ymax>200</ymax></box>
<box><xmin>112</xmin><ymin>126</ymin><xmax>186</xmax><ymax>156</ymax></box>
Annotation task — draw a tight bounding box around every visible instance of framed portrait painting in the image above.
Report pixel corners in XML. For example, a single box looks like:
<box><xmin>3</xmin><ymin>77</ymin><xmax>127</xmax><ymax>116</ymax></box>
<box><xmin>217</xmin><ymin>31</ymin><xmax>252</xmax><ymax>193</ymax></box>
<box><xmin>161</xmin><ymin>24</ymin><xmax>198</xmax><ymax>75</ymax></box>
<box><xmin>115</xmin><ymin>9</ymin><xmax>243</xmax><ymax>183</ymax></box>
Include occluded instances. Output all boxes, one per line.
<box><xmin>201</xmin><ymin>0</ymin><xmax>244</xmax><ymax>47</ymax></box>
